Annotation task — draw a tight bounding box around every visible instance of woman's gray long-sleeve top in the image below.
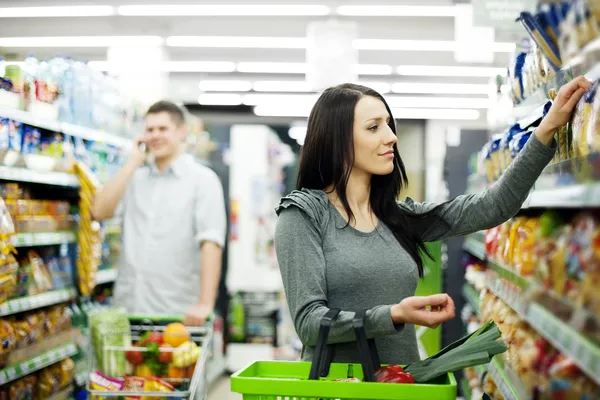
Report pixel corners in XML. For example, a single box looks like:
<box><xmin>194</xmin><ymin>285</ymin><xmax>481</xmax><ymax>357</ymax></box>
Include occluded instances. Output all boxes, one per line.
<box><xmin>274</xmin><ymin>135</ymin><xmax>555</xmax><ymax>364</ymax></box>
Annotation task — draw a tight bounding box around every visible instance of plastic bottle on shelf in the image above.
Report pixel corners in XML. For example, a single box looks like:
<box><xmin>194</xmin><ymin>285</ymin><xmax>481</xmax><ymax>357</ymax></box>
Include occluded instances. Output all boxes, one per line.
<box><xmin>22</xmin><ymin>53</ymin><xmax>39</xmax><ymax>103</ymax></box>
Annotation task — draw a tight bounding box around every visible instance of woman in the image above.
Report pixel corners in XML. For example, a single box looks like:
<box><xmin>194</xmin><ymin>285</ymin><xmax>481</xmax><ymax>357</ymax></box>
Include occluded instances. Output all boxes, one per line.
<box><xmin>274</xmin><ymin>77</ymin><xmax>591</xmax><ymax>365</ymax></box>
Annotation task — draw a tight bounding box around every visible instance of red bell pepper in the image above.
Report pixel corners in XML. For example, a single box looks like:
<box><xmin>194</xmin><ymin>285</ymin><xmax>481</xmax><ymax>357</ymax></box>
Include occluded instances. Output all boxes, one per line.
<box><xmin>375</xmin><ymin>364</ymin><xmax>414</xmax><ymax>384</ymax></box>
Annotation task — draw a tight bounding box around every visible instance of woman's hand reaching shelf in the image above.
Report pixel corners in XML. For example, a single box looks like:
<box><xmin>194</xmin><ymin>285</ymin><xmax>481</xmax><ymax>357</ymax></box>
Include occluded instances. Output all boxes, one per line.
<box><xmin>536</xmin><ymin>76</ymin><xmax>593</xmax><ymax>145</ymax></box>
<box><xmin>391</xmin><ymin>294</ymin><xmax>455</xmax><ymax>328</ymax></box>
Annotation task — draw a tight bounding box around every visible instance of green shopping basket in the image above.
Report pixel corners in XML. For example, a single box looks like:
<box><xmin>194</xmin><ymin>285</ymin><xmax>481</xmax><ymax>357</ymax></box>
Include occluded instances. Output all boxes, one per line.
<box><xmin>231</xmin><ymin>309</ymin><xmax>457</xmax><ymax>400</ymax></box>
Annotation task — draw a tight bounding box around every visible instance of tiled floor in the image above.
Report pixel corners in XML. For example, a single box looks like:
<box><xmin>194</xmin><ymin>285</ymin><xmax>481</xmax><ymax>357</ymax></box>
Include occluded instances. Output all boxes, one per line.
<box><xmin>209</xmin><ymin>376</ymin><xmax>242</xmax><ymax>399</ymax></box>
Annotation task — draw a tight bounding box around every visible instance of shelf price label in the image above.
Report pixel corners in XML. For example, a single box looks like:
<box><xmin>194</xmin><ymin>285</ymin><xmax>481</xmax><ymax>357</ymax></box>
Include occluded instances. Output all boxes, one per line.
<box><xmin>6</xmin><ymin>368</ymin><xmax>16</xmax><ymax>381</ymax></box>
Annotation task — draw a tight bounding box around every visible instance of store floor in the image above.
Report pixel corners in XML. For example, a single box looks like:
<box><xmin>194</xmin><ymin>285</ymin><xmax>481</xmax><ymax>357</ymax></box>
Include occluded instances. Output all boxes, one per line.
<box><xmin>209</xmin><ymin>376</ymin><xmax>241</xmax><ymax>399</ymax></box>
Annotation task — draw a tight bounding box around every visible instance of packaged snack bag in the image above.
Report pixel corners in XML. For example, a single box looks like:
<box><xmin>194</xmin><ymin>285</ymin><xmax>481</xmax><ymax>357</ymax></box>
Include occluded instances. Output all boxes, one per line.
<box><xmin>571</xmin><ymin>82</ymin><xmax>597</xmax><ymax>157</ymax></box>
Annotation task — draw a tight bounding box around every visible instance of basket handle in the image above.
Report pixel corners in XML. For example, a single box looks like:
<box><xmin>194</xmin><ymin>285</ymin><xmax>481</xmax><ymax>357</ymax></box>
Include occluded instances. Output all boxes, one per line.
<box><xmin>353</xmin><ymin>309</ymin><xmax>381</xmax><ymax>382</ymax></box>
<box><xmin>308</xmin><ymin>309</ymin><xmax>381</xmax><ymax>382</ymax></box>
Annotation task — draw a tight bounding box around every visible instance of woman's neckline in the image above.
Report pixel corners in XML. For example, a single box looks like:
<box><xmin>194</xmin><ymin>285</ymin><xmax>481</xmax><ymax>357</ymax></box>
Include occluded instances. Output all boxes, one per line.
<box><xmin>324</xmin><ymin>194</ymin><xmax>381</xmax><ymax>236</ymax></box>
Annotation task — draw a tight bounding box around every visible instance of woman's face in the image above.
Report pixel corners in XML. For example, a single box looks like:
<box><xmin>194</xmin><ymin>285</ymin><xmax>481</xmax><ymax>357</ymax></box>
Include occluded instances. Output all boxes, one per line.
<box><xmin>352</xmin><ymin>95</ymin><xmax>398</xmax><ymax>176</ymax></box>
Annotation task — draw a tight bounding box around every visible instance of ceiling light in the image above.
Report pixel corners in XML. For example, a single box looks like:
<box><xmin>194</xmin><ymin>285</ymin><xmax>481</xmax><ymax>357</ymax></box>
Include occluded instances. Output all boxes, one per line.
<box><xmin>391</xmin><ymin>108</ymin><xmax>480</xmax><ymax>120</ymax></box>
<box><xmin>165</xmin><ymin>61</ymin><xmax>236</xmax><ymax>72</ymax></box>
<box><xmin>356</xmin><ymin>64</ymin><xmax>393</xmax><ymax>75</ymax></box>
<box><xmin>355</xmin><ymin>39</ymin><xmax>455</xmax><ymax>51</ymax></box>
<box><xmin>254</xmin><ymin>105</ymin><xmax>480</xmax><ymax>120</ymax></box>
<box><xmin>166</xmin><ymin>36</ymin><xmax>512</xmax><ymax>53</ymax></box>
<box><xmin>198</xmin><ymin>93</ymin><xmax>242</xmax><ymax>105</ymax></box>
<box><xmin>199</xmin><ymin>80</ymin><xmax>252</xmax><ymax>92</ymax></box>
<box><xmin>243</xmin><ymin>94</ymin><xmax>318</xmax><ymax>106</ymax></box>
<box><xmin>397</xmin><ymin>65</ymin><xmax>506</xmax><ymax>77</ymax></box>
<box><xmin>0</xmin><ymin>6</ymin><xmax>115</xmax><ymax>18</ymax></box>
<box><xmin>118</xmin><ymin>5</ymin><xmax>330</xmax><ymax>16</ymax></box>
<box><xmin>253</xmin><ymin>81</ymin><xmax>313</xmax><ymax>92</ymax></box>
<box><xmin>237</xmin><ymin>62</ymin><xmax>392</xmax><ymax>75</ymax></box>
<box><xmin>89</xmin><ymin>60</ymin><xmax>236</xmax><ymax>73</ymax></box>
<box><xmin>237</xmin><ymin>62</ymin><xmax>306</xmax><ymax>74</ymax></box>
<box><xmin>0</xmin><ymin>36</ymin><xmax>164</xmax><ymax>47</ymax></box>
<box><xmin>166</xmin><ymin>36</ymin><xmax>306</xmax><ymax>48</ymax></box>
<box><xmin>385</xmin><ymin>96</ymin><xmax>489</xmax><ymax>109</ymax></box>
<box><xmin>336</xmin><ymin>5</ymin><xmax>456</xmax><ymax>17</ymax></box>
<box><xmin>391</xmin><ymin>82</ymin><xmax>490</xmax><ymax>95</ymax></box>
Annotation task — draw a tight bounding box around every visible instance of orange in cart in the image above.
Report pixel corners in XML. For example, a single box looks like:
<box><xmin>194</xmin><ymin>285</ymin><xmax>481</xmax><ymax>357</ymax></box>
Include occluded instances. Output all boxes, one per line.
<box><xmin>163</xmin><ymin>323</ymin><xmax>190</xmax><ymax>347</ymax></box>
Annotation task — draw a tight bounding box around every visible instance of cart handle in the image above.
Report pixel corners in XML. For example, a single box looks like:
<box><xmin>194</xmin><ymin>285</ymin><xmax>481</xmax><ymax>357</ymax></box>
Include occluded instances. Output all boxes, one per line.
<box><xmin>308</xmin><ymin>309</ymin><xmax>381</xmax><ymax>382</ymax></box>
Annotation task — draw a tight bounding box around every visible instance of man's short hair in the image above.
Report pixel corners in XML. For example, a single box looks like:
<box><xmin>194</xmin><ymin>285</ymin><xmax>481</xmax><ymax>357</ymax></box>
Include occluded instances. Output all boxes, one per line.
<box><xmin>146</xmin><ymin>100</ymin><xmax>186</xmax><ymax>126</ymax></box>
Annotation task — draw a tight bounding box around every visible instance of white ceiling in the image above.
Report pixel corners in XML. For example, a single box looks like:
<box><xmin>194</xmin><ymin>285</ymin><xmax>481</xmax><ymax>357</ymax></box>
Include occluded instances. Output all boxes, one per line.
<box><xmin>0</xmin><ymin>1</ymin><xmax>529</xmax><ymax>123</ymax></box>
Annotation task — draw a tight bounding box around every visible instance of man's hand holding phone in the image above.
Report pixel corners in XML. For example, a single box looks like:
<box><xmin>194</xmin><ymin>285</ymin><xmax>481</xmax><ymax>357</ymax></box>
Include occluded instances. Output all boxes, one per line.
<box><xmin>130</xmin><ymin>135</ymin><xmax>149</xmax><ymax>166</ymax></box>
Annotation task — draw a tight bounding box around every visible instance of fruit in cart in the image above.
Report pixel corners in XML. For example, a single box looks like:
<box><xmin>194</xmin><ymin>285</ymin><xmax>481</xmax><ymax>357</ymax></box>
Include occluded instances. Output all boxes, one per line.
<box><xmin>163</xmin><ymin>323</ymin><xmax>190</xmax><ymax>347</ymax></box>
<box><xmin>158</xmin><ymin>343</ymin><xmax>173</xmax><ymax>364</ymax></box>
<box><xmin>375</xmin><ymin>365</ymin><xmax>414</xmax><ymax>384</ymax></box>
<box><xmin>138</xmin><ymin>331</ymin><xmax>163</xmax><ymax>346</ymax></box>
<box><xmin>172</xmin><ymin>341</ymin><xmax>200</xmax><ymax>368</ymax></box>
<box><xmin>167</xmin><ymin>365</ymin><xmax>185</xmax><ymax>382</ymax></box>
<box><xmin>126</xmin><ymin>349</ymin><xmax>144</xmax><ymax>366</ymax></box>
<box><xmin>135</xmin><ymin>364</ymin><xmax>153</xmax><ymax>377</ymax></box>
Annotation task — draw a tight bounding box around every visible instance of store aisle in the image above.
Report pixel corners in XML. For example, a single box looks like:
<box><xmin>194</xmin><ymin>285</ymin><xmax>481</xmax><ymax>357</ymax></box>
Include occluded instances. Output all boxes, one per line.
<box><xmin>209</xmin><ymin>376</ymin><xmax>241</xmax><ymax>400</ymax></box>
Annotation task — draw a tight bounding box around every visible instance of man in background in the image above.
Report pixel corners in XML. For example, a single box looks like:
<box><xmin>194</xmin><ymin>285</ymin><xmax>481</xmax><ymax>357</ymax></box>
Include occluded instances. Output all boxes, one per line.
<box><xmin>92</xmin><ymin>101</ymin><xmax>226</xmax><ymax>326</ymax></box>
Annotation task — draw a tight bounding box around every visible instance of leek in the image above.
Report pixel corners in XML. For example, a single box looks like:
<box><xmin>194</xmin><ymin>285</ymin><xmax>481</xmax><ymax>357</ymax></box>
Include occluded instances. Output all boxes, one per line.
<box><xmin>404</xmin><ymin>321</ymin><xmax>507</xmax><ymax>383</ymax></box>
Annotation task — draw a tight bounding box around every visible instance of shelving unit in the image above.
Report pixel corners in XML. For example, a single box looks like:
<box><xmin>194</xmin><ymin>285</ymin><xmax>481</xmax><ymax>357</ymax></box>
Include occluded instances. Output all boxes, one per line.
<box><xmin>462</xmin><ymin>283</ymin><xmax>481</xmax><ymax>315</ymax></box>
<box><xmin>487</xmin><ymin>356</ymin><xmax>529</xmax><ymax>400</ymax></box>
<box><xmin>95</xmin><ymin>268</ymin><xmax>118</xmax><ymax>285</ymax></box>
<box><xmin>0</xmin><ymin>166</ymin><xmax>79</xmax><ymax>188</ymax></box>
<box><xmin>0</xmin><ymin>288</ymin><xmax>77</xmax><ymax>317</ymax></box>
<box><xmin>0</xmin><ymin>342</ymin><xmax>77</xmax><ymax>385</ymax></box>
<box><xmin>463</xmin><ymin>233</ymin><xmax>600</xmax><ymax>386</ymax></box>
<box><xmin>11</xmin><ymin>231</ymin><xmax>77</xmax><ymax>248</ymax></box>
<box><xmin>0</xmin><ymin>107</ymin><xmax>131</xmax><ymax>149</ymax></box>
<box><xmin>463</xmin><ymin>235</ymin><xmax>486</xmax><ymax>260</ymax></box>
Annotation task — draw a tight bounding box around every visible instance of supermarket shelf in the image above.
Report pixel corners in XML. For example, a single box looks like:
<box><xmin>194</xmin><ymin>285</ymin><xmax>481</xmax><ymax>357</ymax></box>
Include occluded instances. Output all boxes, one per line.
<box><xmin>486</xmin><ymin>260</ymin><xmax>600</xmax><ymax>386</ymax></box>
<box><xmin>95</xmin><ymin>268</ymin><xmax>118</xmax><ymax>285</ymax></box>
<box><xmin>0</xmin><ymin>166</ymin><xmax>79</xmax><ymax>188</ymax></box>
<box><xmin>0</xmin><ymin>342</ymin><xmax>77</xmax><ymax>385</ymax></box>
<box><xmin>527</xmin><ymin>303</ymin><xmax>600</xmax><ymax>385</ymax></box>
<box><xmin>462</xmin><ymin>284</ymin><xmax>480</xmax><ymax>315</ymax></box>
<box><xmin>0</xmin><ymin>288</ymin><xmax>77</xmax><ymax>317</ymax></box>
<box><xmin>0</xmin><ymin>107</ymin><xmax>132</xmax><ymax>149</ymax></box>
<box><xmin>522</xmin><ymin>183</ymin><xmax>600</xmax><ymax>209</ymax></box>
<box><xmin>463</xmin><ymin>235</ymin><xmax>486</xmax><ymax>260</ymax></box>
<box><xmin>488</xmin><ymin>356</ymin><xmax>529</xmax><ymax>400</ymax></box>
<box><xmin>48</xmin><ymin>384</ymin><xmax>74</xmax><ymax>400</ymax></box>
<box><xmin>11</xmin><ymin>231</ymin><xmax>77</xmax><ymax>247</ymax></box>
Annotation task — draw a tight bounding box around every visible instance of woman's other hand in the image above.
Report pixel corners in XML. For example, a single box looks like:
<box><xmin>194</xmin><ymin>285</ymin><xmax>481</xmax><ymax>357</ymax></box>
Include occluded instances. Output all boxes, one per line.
<box><xmin>537</xmin><ymin>76</ymin><xmax>593</xmax><ymax>145</ymax></box>
<box><xmin>391</xmin><ymin>294</ymin><xmax>455</xmax><ymax>328</ymax></box>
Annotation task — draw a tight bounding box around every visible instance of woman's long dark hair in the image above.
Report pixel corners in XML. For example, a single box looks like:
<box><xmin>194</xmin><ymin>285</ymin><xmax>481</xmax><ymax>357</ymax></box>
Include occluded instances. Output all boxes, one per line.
<box><xmin>297</xmin><ymin>83</ymin><xmax>438</xmax><ymax>277</ymax></box>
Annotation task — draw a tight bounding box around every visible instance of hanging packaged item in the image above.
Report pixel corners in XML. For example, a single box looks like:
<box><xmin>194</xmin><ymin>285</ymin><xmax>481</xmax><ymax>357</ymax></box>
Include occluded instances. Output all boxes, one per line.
<box><xmin>518</xmin><ymin>11</ymin><xmax>563</xmax><ymax>70</ymax></box>
<box><xmin>571</xmin><ymin>81</ymin><xmax>598</xmax><ymax>157</ymax></box>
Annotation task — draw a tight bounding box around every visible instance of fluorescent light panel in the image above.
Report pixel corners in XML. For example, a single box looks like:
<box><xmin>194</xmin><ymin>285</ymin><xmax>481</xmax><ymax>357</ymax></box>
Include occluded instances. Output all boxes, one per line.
<box><xmin>254</xmin><ymin>105</ymin><xmax>480</xmax><ymax>120</ymax></box>
<box><xmin>336</xmin><ymin>5</ymin><xmax>456</xmax><ymax>17</ymax></box>
<box><xmin>166</xmin><ymin>36</ymin><xmax>306</xmax><ymax>48</ymax></box>
<box><xmin>165</xmin><ymin>36</ymin><xmax>514</xmax><ymax>53</ymax></box>
<box><xmin>89</xmin><ymin>60</ymin><xmax>236</xmax><ymax>73</ymax></box>
<box><xmin>199</xmin><ymin>80</ymin><xmax>252</xmax><ymax>92</ymax></box>
<box><xmin>253</xmin><ymin>81</ymin><xmax>313</xmax><ymax>92</ymax></box>
<box><xmin>198</xmin><ymin>93</ymin><xmax>242</xmax><ymax>105</ymax></box>
<box><xmin>0</xmin><ymin>36</ymin><xmax>164</xmax><ymax>47</ymax></box>
<box><xmin>397</xmin><ymin>65</ymin><xmax>505</xmax><ymax>77</ymax></box>
<box><xmin>118</xmin><ymin>5</ymin><xmax>330</xmax><ymax>16</ymax></box>
<box><xmin>0</xmin><ymin>6</ymin><xmax>115</xmax><ymax>18</ymax></box>
<box><xmin>237</xmin><ymin>62</ymin><xmax>392</xmax><ymax>75</ymax></box>
<box><xmin>392</xmin><ymin>82</ymin><xmax>489</xmax><ymax>95</ymax></box>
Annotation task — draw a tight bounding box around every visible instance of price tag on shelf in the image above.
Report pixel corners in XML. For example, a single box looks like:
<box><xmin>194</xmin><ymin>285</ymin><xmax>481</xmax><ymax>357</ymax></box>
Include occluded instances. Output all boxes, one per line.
<box><xmin>0</xmin><ymin>372</ymin><xmax>5</xmax><ymax>385</ymax></box>
<box><xmin>32</xmin><ymin>357</ymin><xmax>42</xmax><ymax>369</ymax></box>
<box><xmin>21</xmin><ymin>363</ymin><xmax>29</xmax><ymax>375</ymax></box>
<box><xmin>6</xmin><ymin>368</ymin><xmax>16</xmax><ymax>381</ymax></box>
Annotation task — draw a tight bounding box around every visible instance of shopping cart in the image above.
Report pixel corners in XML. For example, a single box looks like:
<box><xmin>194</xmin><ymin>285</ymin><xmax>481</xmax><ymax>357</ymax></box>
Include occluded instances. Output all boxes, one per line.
<box><xmin>231</xmin><ymin>309</ymin><xmax>457</xmax><ymax>400</ymax></box>
<box><xmin>86</xmin><ymin>311</ymin><xmax>213</xmax><ymax>399</ymax></box>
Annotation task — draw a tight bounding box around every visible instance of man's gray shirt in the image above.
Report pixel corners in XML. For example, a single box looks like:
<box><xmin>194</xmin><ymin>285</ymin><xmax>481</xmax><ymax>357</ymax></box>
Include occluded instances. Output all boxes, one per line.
<box><xmin>113</xmin><ymin>154</ymin><xmax>226</xmax><ymax>315</ymax></box>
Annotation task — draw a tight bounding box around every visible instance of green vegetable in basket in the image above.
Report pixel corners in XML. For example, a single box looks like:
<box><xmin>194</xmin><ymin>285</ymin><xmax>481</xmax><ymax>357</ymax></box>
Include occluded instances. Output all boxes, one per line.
<box><xmin>404</xmin><ymin>320</ymin><xmax>507</xmax><ymax>383</ymax></box>
<box><xmin>90</xmin><ymin>307</ymin><xmax>132</xmax><ymax>378</ymax></box>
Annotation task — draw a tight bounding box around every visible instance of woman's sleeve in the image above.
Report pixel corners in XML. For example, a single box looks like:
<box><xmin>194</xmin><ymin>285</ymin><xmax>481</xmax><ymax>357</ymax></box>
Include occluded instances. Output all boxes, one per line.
<box><xmin>401</xmin><ymin>134</ymin><xmax>556</xmax><ymax>242</ymax></box>
<box><xmin>275</xmin><ymin>206</ymin><xmax>403</xmax><ymax>346</ymax></box>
